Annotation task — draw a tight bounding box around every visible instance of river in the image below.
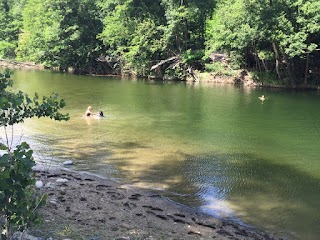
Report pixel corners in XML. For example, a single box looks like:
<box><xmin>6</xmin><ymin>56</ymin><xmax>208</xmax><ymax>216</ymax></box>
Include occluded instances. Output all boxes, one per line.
<box><xmin>2</xmin><ymin>69</ymin><xmax>320</xmax><ymax>239</ymax></box>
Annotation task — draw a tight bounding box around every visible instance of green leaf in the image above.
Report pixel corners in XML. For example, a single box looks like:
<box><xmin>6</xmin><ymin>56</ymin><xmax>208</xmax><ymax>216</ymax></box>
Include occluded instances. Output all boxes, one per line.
<box><xmin>0</xmin><ymin>143</ymin><xmax>8</xmax><ymax>150</ymax></box>
<box><xmin>0</xmin><ymin>154</ymin><xmax>9</xmax><ymax>166</ymax></box>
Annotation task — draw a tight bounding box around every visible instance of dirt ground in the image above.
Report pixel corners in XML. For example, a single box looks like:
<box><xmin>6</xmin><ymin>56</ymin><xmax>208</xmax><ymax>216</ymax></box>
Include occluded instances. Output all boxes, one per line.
<box><xmin>31</xmin><ymin>168</ymin><xmax>280</xmax><ymax>240</ymax></box>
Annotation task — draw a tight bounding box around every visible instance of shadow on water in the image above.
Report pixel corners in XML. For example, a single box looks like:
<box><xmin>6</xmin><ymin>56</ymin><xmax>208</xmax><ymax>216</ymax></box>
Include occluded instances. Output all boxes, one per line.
<box><xmin>25</xmin><ymin>126</ymin><xmax>320</xmax><ymax>240</ymax></box>
<box><xmin>111</xmin><ymin>141</ymin><xmax>150</xmax><ymax>149</ymax></box>
<box><xmin>198</xmin><ymin>152</ymin><xmax>320</xmax><ymax>240</ymax></box>
<box><xmin>108</xmin><ymin>148</ymin><xmax>320</xmax><ymax>240</ymax></box>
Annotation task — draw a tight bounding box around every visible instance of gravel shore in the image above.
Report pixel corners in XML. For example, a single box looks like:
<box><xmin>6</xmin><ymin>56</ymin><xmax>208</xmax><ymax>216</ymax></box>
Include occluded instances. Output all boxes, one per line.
<box><xmin>31</xmin><ymin>167</ymin><xmax>281</xmax><ymax>240</ymax></box>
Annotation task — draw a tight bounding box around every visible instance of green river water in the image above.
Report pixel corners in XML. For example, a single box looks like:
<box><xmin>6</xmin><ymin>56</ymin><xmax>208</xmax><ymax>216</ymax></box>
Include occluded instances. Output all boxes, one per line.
<box><xmin>2</xmin><ymin>69</ymin><xmax>320</xmax><ymax>239</ymax></box>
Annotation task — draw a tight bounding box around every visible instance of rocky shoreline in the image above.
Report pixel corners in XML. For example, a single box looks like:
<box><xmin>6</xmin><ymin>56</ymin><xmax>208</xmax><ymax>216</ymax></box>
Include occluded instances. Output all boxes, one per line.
<box><xmin>29</xmin><ymin>167</ymin><xmax>281</xmax><ymax>240</ymax></box>
<box><xmin>0</xmin><ymin>59</ymin><xmax>43</xmax><ymax>70</ymax></box>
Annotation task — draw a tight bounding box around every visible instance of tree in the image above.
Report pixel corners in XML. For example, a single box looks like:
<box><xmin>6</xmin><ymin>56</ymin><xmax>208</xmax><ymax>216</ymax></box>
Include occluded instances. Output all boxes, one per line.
<box><xmin>206</xmin><ymin>0</ymin><xmax>320</xmax><ymax>85</ymax></box>
<box><xmin>0</xmin><ymin>70</ymin><xmax>69</xmax><ymax>239</ymax></box>
<box><xmin>98</xmin><ymin>0</ymin><xmax>215</xmax><ymax>78</ymax></box>
<box><xmin>17</xmin><ymin>0</ymin><xmax>104</xmax><ymax>74</ymax></box>
<box><xmin>97</xmin><ymin>0</ymin><xmax>166</xmax><ymax>75</ymax></box>
<box><xmin>0</xmin><ymin>0</ymin><xmax>24</xmax><ymax>58</ymax></box>
<box><xmin>205</xmin><ymin>0</ymin><xmax>256</xmax><ymax>69</ymax></box>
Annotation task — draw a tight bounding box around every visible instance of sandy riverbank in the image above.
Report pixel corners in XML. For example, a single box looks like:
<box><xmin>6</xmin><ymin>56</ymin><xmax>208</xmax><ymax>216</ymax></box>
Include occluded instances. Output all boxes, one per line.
<box><xmin>30</xmin><ymin>167</ymin><xmax>280</xmax><ymax>240</ymax></box>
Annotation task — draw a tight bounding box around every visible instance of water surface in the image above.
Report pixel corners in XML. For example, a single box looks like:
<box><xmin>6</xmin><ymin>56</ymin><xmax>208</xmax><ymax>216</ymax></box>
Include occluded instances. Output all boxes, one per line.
<box><xmin>2</xmin><ymin>69</ymin><xmax>320</xmax><ymax>240</ymax></box>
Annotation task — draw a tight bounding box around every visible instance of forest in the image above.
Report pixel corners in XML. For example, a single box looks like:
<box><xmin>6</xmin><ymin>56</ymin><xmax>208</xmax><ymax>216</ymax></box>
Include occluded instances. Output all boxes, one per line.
<box><xmin>0</xmin><ymin>0</ymin><xmax>320</xmax><ymax>86</ymax></box>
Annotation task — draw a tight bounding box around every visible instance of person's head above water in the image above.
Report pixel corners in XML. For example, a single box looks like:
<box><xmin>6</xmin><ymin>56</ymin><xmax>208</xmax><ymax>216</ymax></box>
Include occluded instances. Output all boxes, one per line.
<box><xmin>85</xmin><ymin>106</ymin><xmax>93</xmax><ymax>116</ymax></box>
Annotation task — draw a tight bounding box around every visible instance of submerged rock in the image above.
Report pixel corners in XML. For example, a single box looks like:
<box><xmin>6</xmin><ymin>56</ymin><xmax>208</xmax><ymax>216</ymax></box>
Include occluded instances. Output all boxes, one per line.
<box><xmin>32</xmin><ymin>164</ymin><xmax>49</xmax><ymax>172</ymax></box>
<box><xmin>56</xmin><ymin>178</ymin><xmax>68</xmax><ymax>183</ymax></box>
<box><xmin>35</xmin><ymin>180</ymin><xmax>44</xmax><ymax>189</ymax></box>
<box><xmin>45</xmin><ymin>182</ymin><xmax>56</xmax><ymax>189</ymax></box>
<box><xmin>63</xmin><ymin>160</ymin><xmax>73</xmax><ymax>165</ymax></box>
<box><xmin>13</xmin><ymin>231</ymin><xmax>45</xmax><ymax>240</ymax></box>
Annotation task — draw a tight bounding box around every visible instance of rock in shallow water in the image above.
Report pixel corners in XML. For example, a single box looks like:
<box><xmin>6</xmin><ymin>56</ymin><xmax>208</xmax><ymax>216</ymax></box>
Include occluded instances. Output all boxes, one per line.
<box><xmin>45</xmin><ymin>182</ymin><xmax>56</xmax><ymax>189</ymax></box>
<box><xmin>56</xmin><ymin>178</ymin><xmax>68</xmax><ymax>183</ymax></box>
<box><xmin>63</xmin><ymin>160</ymin><xmax>73</xmax><ymax>165</ymax></box>
<box><xmin>13</xmin><ymin>231</ymin><xmax>45</xmax><ymax>240</ymax></box>
<box><xmin>32</xmin><ymin>164</ymin><xmax>49</xmax><ymax>172</ymax></box>
<box><xmin>35</xmin><ymin>180</ymin><xmax>44</xmax><ymax>189</ymax></box>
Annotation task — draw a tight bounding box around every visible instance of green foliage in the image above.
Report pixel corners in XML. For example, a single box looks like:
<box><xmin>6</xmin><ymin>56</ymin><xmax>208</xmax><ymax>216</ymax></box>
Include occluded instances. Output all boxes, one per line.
<box><xmin>205</xmin><ymin>62</ymin><xmax>238</xmax><ymax>77</ymax></box>
<box><xmin>98</xmin><ymin>0</ymin><xmax>214</xmax><ymax>76</ymax></box>
<box><xmin>257</xmin><ymin>50</ymin><xmax>274</xmax><ymax>61</ymax></box>
<box><xmin>0</xmin><ymin>142</ymin><xmax>47</xmax><ymax>234</ymax></box>
<box><xmin>0</xmin><ymin>70</ymin><xmax>69</xmax><ymax>238</ymax></box>
<box><xmin>0</xmin><ymin>41</ymin><xmax>15</xmax><ymax>58</ymax></box>
<box><xmin>205</xmin><ymin>0</ymin><xmax>256</xmax><ymax>65</ymax></box>
<box><xmin>182</xmin><ymin>49</ymin><xmax>204</xmax><ymax>65</ymax></box>
<box><xmin>244</xmin><ymin>0</ymin><xmax>319</xmax><ymax>58</ymax></box>
<box><xmin>124</xmin><ymin>18</ymin><xmax>165</xmax><ymax>75</ymax></box>
<box><xmin>97</xmin><ymin>0</ymin><xmax>166</xmax><ymax>75</ymax></box>
<box><xmin>1</xmin><ymin>0</ymin><xmax>320</xmax><ymax>83</ymax></box>
<box><xmin>0</xmin><ymin>0</ymin><xmax>24</xmax><ymax>58</ymax></box>
<box><xmin>250</xmin><ymin>71</ymin><xmax>293</xmax><ymax>86</ymax></box>
<box><xmin>17</xmin><ymin>0</ymin><xmax>104</xmax><ymax>73</ymax></box>
<box><xmin>206</xmin><ymin>0</ymin><xmax>320</xmax><ymax>84</ymax></box>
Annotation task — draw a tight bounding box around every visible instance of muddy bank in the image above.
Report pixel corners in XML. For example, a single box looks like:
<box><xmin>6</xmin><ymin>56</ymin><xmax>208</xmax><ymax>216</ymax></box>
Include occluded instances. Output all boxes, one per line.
<box><xmin>31</xmin><ymin>167</ymin><xmax>281</xmax><ymax>240</ymax></box>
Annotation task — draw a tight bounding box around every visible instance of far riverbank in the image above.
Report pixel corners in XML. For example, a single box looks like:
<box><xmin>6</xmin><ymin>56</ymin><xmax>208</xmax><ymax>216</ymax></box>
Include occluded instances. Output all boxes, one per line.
<box><xmin>1</xmin><ymin>59</ymin><xmax>320</xmax><ymax>90</ymax></box>
<box><xmin>0</xmin><ymin>59</ymin><xmax>44</xmax><ymax>70</ymax></box>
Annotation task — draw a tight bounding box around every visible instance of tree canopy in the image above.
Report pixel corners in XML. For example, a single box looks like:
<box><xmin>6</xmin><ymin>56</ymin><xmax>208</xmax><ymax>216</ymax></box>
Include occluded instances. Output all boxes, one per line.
<box><xmin>1</xmin><ymin>0</ymin><xmax>320</xmax><ymax>84</ymax></box>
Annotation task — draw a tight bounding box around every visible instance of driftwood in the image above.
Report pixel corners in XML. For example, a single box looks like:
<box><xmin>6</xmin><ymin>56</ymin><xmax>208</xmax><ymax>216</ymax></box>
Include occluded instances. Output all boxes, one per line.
<box><xmin>150</xmin><ymin>56</ymin><xmax>179</xmax><ymax>71</ymax></box>
<box><xmin>151</xmin><ymin>55</ymin><xmax>199</xmax><ymax>81</ymax></box>
<box><xmin>187</xmin><ymin>66</ymin><xmax>198</xmax><ymax>82</ymax></box>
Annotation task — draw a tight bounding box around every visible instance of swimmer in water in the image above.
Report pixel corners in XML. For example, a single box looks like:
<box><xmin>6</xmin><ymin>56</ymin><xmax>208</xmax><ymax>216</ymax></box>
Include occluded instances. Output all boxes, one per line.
<box><xmin>85</xmin><ymin>106</ymin><xmax>93</xmax><ymax>116</ymax></box>
<box><xmin>258</xmin><ymin>95</ymin><xmax>266</xmax><ymax>101</ymax></box>
<box><xmin>85</xmin><ymin>106</ymin><xmax>104</xmax><ymax>117</ymax></box>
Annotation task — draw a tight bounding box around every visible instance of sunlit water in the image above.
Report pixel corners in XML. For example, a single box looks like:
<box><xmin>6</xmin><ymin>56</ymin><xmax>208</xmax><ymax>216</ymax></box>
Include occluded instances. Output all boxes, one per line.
<box><xmin>2</xmin><ymin>69</ymin><xmax>320</xmax><ymax>239</ymax></box>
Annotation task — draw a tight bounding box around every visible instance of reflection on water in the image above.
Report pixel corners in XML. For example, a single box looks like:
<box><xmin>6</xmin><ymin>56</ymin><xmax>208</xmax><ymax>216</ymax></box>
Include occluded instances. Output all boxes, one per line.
<box><xmin>2</xmin><ymin>69</ymin><xmax>320</xmax><ymax>239</ymax></box>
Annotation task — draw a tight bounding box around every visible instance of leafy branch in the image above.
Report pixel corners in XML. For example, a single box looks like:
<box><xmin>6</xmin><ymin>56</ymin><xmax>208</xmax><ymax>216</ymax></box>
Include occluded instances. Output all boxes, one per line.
<box><xmin>0</xmin><ymin>70</ymin><xmax>69</xmax><ymax>239</ymax></box>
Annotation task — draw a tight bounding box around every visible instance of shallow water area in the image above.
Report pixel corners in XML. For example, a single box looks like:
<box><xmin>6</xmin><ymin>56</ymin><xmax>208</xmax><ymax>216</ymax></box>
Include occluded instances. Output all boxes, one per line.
<box><xmin>2</xmin><ymin>69</ymin><xmax>320</xmax><ymax>240</ymax></box>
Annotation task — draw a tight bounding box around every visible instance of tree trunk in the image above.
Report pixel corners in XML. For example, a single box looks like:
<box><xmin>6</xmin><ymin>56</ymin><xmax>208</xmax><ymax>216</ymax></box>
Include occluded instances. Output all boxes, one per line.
<box><xmin>6</xmin><ymin>217</ymin><xmax>11</xmax><ymax>240</ymax></box>
<box><xmin>261</xmin><ymin>59</ymin><xmax>268</xmax><ymax>72</ymax></box>
<box><xmin>304</xmin><ymin>53</ymin><xmax>310</xmax><ymax>85</ymax></box>
<box><xmin>0</xmin><ymin>216</ymin><xmax>4</xmax><ymax>240</ymax></box>
<box><xmin>283</xmin><ymin>53</ymin><xmax>295</xmax><ymax>86</ymax></box>
<box><xmin>175</xmin><ymin>31</ymin><xmax>182</xmax><ymax>53</ymax></box>
<box><xmin>272</xmin><ymin>42</ymin><xmax>281</xmax><ymax>80</ymax></box>
<box><xmin>254</xmin><ymin>52</ymin><xmax>262</xmax><ymax>72</ymax></box>
<box><xmin>253</xmin><ymin>43</ymin><xmax>262</xmax><ymax>72</ymax></box>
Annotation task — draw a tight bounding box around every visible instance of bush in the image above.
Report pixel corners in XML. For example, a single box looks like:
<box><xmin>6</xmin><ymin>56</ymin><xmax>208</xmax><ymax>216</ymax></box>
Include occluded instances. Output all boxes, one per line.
<box><xmin>205</xmin><ymin>62</ymin><xmax>237</xmax><ymax>77</ymax></box>
<box><xmin>0</xmin><ymin>41</ymin><xmax>16</xmax><ymax>59</ymax></box>
<box><xmin>0</xmin><ymin>70</ymin><xmax>69</xmax><ymax>239</ymax></box>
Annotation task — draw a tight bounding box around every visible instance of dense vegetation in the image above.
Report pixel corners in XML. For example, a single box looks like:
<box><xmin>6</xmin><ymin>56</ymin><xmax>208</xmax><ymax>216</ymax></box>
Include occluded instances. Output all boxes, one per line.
<box><xmin>0</xmin><ymin>70</ymin><xmax>69</xmax><ymax>238</ymax></box>
<box><xmin>1</xmin><ymin>0</ymin><xmax>320</xmax><ymax>85</ymax></box>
